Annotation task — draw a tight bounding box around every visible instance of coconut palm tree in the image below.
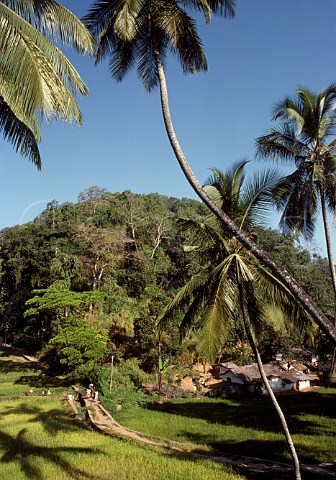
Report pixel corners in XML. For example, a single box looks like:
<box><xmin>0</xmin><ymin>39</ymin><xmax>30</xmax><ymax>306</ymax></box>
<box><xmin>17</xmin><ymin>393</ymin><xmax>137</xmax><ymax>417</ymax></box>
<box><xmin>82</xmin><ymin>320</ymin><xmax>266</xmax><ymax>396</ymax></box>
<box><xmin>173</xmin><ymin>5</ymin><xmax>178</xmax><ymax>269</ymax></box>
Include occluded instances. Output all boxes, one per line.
<box><xmin>256</xmin><ymin>85</ymin><xmax>336</xmax><ymax>301</ymax></box>
<box><xmin>83</xmin><ymin>0</ymin><xmax>336</xmax><ymax>343</ymax></box>
<box><xmin>160</xmin><ymin>160</ymin><xmax>309</xmax><ymax>479</ymax></box>
<box><xmin>0</xmin><ymin>0</ymin><xmax>95</xmax><ymax>166</ymax></box>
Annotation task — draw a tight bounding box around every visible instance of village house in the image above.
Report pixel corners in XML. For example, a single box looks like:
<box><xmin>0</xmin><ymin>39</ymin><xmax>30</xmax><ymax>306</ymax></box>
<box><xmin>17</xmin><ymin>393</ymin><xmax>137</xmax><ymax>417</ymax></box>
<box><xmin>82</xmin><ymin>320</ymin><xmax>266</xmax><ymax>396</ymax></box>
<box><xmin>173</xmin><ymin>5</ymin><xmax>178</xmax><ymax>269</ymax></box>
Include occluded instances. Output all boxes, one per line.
<box><xmin>211</xmin><ymin>362</ymin><xmax>311</xmax><ymax>395</ymax></box>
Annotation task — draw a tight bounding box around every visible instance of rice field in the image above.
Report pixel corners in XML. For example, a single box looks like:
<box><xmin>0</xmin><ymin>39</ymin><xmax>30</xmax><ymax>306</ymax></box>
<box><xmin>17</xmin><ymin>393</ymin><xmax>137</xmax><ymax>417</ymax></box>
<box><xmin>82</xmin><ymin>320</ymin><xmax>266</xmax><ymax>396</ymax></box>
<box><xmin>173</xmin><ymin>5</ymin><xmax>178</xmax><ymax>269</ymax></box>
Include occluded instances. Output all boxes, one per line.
<box><xmin>0</xmin><ymin>348</ymin><xmax>244</xmax><ymax>480</ymax></box>
<box><xmin>114</xmin><ymin>390</ymin><xmax>336</xmax><ymax>466</ymax></box>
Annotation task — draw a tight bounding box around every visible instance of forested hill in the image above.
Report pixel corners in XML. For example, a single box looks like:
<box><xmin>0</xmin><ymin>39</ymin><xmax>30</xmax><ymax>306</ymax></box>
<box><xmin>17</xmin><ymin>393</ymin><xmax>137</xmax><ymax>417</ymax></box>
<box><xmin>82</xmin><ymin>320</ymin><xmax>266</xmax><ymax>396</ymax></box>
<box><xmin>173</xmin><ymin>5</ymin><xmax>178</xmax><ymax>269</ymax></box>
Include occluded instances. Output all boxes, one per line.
<box><xmin>0</xmin><ymin>188</ymin><xmax>333</xmax><ymax>366</ymax></box>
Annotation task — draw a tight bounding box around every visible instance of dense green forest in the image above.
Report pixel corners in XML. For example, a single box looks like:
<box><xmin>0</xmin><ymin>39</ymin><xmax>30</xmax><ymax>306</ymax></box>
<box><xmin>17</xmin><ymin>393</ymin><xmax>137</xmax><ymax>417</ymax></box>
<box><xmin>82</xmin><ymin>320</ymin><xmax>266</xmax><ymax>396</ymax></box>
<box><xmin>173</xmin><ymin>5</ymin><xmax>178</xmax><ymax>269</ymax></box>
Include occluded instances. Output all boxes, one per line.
<box><xmin>0</xmin><ymin>188</ymin><xmax>333</xmax><ymax>380</ymax></box>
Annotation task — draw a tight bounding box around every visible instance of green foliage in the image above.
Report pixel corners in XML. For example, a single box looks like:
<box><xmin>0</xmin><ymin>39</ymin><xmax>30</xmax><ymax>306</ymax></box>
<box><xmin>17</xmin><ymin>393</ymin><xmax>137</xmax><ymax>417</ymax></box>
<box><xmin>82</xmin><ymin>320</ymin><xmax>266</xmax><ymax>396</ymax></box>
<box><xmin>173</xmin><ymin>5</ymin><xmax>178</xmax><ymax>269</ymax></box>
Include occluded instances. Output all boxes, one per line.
<box><xmin>258</xmin><ymin>228</ymin><xmax>335</xmax><ymax>318</ymax></box>
<box><xmin>0</xmin><ymin>188</ymin><xmax>333</xmax><ymax>364</ymax></box>
<box><xmin>50</xmin><ymin>318</ymin><xmax>108</xmax><ymax>372</ymax></box>
<box><xmin>99</xmin><ymin>359</ymin><xmax>151</xmax><ymax>411</ymax></box>
<box><xmin>24</xmin><ymin>285</ymin><xmax>105</xmax><ymax>318</ymax></box>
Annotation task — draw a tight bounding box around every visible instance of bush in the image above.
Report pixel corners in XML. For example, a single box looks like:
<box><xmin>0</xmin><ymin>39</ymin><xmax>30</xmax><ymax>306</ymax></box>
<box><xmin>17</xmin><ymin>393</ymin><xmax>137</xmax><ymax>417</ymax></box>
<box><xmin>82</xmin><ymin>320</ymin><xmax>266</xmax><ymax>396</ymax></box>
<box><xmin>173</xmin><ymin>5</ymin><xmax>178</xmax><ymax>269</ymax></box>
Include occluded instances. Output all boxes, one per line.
<box><xmin>90</xmin><ymin>359</ymin><xmax>153</xmax><ymax>412</ymax></box>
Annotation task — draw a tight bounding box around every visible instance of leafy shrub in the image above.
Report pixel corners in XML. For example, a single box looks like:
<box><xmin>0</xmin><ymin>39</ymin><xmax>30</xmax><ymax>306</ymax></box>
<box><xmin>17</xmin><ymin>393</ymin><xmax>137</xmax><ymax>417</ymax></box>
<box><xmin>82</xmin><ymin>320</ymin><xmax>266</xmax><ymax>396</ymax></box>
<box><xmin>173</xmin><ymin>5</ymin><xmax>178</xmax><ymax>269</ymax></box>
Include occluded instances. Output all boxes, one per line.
<box><xmin>98</xmin><ymin>359</ymin><xmax>152</xmax><ymax>411</ymax></box>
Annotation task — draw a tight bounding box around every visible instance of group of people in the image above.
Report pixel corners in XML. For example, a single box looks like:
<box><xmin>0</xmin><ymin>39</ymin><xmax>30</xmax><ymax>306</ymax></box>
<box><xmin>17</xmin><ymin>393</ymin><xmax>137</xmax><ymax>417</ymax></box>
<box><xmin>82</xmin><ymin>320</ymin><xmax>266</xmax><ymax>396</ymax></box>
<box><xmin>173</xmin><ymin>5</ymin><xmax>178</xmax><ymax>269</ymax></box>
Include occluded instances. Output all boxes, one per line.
<box><xmin>86</xmin><ymin>383</ymin><xmax>99</xmax><ymax>403</ymax></box>
<box><xmin>27</xmin><ymin>387</ymin><xmax>51</xmax><ymax>396</ymax></box>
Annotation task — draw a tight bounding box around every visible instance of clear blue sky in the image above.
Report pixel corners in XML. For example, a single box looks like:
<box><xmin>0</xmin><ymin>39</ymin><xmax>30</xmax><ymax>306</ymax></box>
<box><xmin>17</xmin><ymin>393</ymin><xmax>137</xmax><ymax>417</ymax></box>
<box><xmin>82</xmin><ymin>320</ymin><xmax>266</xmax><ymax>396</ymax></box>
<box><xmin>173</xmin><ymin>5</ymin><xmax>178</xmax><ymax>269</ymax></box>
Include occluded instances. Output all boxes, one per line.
<box><xmin>0</xmin><ymin>0</ymin><xmax>335</xmax><ymax>256</ymax></box>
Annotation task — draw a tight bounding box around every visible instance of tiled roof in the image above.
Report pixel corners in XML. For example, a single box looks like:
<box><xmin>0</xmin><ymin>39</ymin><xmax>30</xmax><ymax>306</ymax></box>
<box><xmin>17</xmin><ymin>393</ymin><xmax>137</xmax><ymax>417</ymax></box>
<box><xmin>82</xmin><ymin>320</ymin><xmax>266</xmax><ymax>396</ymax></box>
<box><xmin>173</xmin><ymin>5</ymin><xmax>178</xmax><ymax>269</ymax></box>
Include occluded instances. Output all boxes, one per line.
<box><xmin>214</xmin><ymin>362</ymin><xmax>310</xmax><ymax>383</ymax></box>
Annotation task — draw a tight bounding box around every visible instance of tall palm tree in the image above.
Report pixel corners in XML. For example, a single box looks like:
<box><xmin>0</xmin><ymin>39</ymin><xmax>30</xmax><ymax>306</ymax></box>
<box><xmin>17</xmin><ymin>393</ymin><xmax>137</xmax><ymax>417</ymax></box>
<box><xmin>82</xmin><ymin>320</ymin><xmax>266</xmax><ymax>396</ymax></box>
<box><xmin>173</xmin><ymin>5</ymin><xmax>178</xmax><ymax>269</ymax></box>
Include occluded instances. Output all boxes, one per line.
<box><xmin>160</xmin><ymin>161</ymin><xmax>309</xmax><ymax>479</ymax></box>
<box><xmin>256</xmin><ymin>85</ymin><xmax>336</xmax><ymax>302</ymax></box>
<box><xmin>0</xmin><ymin>0</ymin><xmax>95</xmax><ymax>166</ymax></box>
<box><xmin>83</xmin><ymin>0</ymin><xmax>336</xmax><ymax>343</ymax></box>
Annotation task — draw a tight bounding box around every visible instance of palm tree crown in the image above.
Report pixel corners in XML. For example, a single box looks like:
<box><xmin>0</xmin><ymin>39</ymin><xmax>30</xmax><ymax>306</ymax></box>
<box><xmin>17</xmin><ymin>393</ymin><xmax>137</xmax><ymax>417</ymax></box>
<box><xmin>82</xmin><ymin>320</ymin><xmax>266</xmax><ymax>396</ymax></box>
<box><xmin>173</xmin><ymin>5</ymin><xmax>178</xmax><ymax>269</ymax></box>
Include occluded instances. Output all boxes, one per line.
<box><xmin>256</xmin><ymin>85</ymin><xmax>336</xmax><ymax>298</ymax></box>
<box><xmin>83</xmin><ymin>0</ymin><xmax>235</xmax><ymax>91</ymax></box>
<box><xmin>256</xmin><ymin>84</ymin><xmax>336</xmax><ymax>238</ymax></box>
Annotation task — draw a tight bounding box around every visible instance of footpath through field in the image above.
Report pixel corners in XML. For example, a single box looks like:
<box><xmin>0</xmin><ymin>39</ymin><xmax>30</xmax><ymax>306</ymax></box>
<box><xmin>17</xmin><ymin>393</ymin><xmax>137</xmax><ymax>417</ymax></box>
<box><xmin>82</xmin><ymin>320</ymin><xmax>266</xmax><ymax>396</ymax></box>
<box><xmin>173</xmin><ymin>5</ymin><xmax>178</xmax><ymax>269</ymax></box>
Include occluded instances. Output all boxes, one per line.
<box><xmin>4</xmin><ymin>344</ymin><xmax>334</xmax><ymax>479</ymax></box>
<box><xmin>71</xmin><ymin>392</ymin><xmax>336</xmax><ymax>479</ymax></box>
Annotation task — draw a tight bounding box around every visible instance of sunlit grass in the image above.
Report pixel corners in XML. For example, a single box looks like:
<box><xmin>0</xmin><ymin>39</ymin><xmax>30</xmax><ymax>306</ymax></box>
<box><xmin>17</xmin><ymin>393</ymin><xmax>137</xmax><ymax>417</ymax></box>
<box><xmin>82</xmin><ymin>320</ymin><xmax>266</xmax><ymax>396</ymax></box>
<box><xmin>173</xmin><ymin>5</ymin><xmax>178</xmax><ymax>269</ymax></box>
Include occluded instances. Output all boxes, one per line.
<box><xmin>0</xmin><ymin>350</ymin><xmax>244</xmax><ymax>480</ymax></box>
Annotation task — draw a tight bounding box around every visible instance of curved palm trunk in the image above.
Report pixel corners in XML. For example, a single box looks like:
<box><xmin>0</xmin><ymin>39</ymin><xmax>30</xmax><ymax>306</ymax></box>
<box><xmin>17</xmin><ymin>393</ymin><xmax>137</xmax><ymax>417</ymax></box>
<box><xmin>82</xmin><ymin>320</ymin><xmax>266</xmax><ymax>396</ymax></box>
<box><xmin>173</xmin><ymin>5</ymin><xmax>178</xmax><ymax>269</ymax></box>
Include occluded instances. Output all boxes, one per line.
<box><xmin>154</xmin><ymin>52</ymin><xmax>336</xmax><ymax>344</ymax></box>
<box><xmin>320</xmin><ymin>189</ymin><xmax>336</xmax><ymax>377</ymax></box>
<box><xmin>238</xmin><ymin>282</ymin><xmax>301</xmax><ymax>480</ymax></box>
<box><xmin>320</xmin><ymin>189</ymin><xmax>336</xmax><ymax>299</ymax></box>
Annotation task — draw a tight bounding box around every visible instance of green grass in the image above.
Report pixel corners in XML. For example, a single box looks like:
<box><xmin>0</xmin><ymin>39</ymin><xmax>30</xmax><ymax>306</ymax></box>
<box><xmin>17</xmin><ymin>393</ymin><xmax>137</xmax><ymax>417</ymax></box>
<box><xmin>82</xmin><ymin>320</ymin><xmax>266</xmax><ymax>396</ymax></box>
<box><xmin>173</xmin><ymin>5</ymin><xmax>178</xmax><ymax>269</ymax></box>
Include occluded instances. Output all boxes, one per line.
<box><xmin>114</xmin><ymin>391</ymin><xmax>336</xmax><ymax>466</ymax></box>
<box><xmin>0</xmin><ymin>347</ymin><xmax>67</xmax><ymax>397</ymax></box>
<box><xmin>0</xmin><ymin>348</ymin><xmax>244</xmax><ymax>480</ymax></box>
<box><xmin>0</xmin><ymin>396</ymin><xmax>244</xmax><ymax>480</ymax></box>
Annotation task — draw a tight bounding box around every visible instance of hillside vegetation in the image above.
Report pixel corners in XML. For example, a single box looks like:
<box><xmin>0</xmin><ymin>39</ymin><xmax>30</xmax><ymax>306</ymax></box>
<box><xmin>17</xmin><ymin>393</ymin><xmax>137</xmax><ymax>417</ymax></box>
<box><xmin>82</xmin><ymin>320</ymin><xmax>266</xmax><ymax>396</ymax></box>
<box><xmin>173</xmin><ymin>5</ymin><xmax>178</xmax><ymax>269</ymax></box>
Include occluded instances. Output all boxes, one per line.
<box><xmin>0</xmin><ymin>189</ymin><xmax>333</xmax><ymax>384</ymax></box>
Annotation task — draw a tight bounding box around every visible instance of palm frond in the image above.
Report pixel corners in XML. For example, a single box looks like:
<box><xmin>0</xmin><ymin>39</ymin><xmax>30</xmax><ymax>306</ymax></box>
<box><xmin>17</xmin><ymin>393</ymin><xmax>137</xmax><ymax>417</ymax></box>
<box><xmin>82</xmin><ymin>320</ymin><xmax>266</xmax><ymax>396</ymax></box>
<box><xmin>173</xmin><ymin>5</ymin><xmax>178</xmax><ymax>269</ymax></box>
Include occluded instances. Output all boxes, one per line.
<box><xmin>155</xmin><ymin>0</ymin><xmax>207</xmax><ymax>74</ymax></box>
<box><xmin>204</xmin><ymin>160</ymin><xmax>248</xmax><ymax>219</ymax></box>
<box><xmin>109</xmin><ymin>37</ymin><xmax>137</xmax><ymax>82</ymax></box>
<box><xmin>234</xmin><ymin>254</ymin><xmax>254</xmax><ymax>283</ymax></box>
<box><xmin>255</xmin><ymin>264</ymin><xmax>314</xmax><ymax>333</ymax></box>
<box><xmin>113</xmin><ymin>0</ymin><xmax>143</xmax><ymax>41</ymax></box>
<box><xmin>0</xmin><ymin>3</ymin><xmax>87</xmax><ymax>125</ymax></box>
<box><xmin>275</xmin><ymin>168</ymin><xmax>319</xmax><ymax>239</ymax></box>
<box><xmin>205</xmin><ymin>0</ymin><xmax>236</xmax><ymax>17</ymax></box>
<box><xmin>4</xmin><ymin>0</ymin><xmax>96</xmax><ymax>54</ymax></box>
<box><xmin>229</xmin><ymin>160</ymin><xmax>248</xmax><ymax>202</ymax></box>
<box><xmin>183</xmin><ymin>0</ymin><xmax>212</xmax><ymax>23</ymax></box>
<box><xmin>158</xmin><ymin>269</ymin><xmax>209</xmax><ymax>327</ymax></box>
<box><xmin>240</xmin><ymin>168</ymin><xmax>282</xmax><ymax>229</ymax></box>
<box><xmin>195</xmin><ymin>272</ymin><xmax>235</xmax><ymax>361</ymax></box>
<box><xmin>260</xmin><ymin>303</ymin><xmax>288</xmax><ymax>332</ymax></box>
<box><xmin>195</xmin><ymin>300</ymin><xmax>228</xmax><ymax>361</ymax></box>
<box><xmin>136</xmin><ymin>19</ymin><xmax>167</xmax><ymax>91</ymax></box>
<box><xmin>84</xmin><ymin>0</ymin><xmax>143</xmax><ymax>36</ymax></box>
<box><xmin>0</xmin><ymin>96</ymin><xmax>41</xmax><ymax>167</ymax></box>
<box><xmin>177</xmin><ymin>217</ymin><xmax>230</xmax><ymax>254</ymax></box>
<box><xmin>180</xmin><ymin>1</ymin><xmax>236</xmax><ymax>24</ymax></box>
<box><xmin>255</xmin><ymin>124</ymin><xmax>310</xmax><ymax>164</ymax></box>
<box><xmin>324</xmin><ymin>181</ymin><xmax>336</xmax><ymax>214</ymax></box>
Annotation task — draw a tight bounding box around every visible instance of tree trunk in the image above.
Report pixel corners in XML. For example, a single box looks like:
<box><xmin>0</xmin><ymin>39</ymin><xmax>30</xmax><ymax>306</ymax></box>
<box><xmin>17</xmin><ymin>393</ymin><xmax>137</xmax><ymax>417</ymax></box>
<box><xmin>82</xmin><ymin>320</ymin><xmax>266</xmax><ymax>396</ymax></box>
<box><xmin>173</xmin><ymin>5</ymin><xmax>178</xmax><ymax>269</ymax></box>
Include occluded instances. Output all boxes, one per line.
<box><xmin>154</xmin><ymin>52</ymin><xmax>336</xmax><ymax>344</ymax></box>
<box><xmin>320</xmin><ymin>189</ymin><xmax>336</xmax><ymax>300</ymax></box>
<box><xmin>320</xmin><ymin>189</ymin><xmax>336</xmax><ymax>377</ymax></box>
<box><xmin>238</xmin><ymin>282</ymin><xmax>301</xmax><ymax>480</ymax></box>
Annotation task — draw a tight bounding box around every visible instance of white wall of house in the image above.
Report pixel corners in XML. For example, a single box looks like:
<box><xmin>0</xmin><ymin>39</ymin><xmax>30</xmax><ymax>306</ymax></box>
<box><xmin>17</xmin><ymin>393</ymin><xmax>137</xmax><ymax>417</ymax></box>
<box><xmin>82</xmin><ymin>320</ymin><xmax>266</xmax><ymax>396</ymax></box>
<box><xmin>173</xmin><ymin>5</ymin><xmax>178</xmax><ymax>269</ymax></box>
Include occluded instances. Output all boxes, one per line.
<box><xmin>298</xmin><ymin>379</ymin><xmax>310</xmax><ymax>391</ymax></box>
<box><xmin>269</xmin><ymin>377</ymin><xmax>291</xmax><ymax>392</ymax></box>
<box><xmin>260</xmin><ymin>378</ymin><xmax>293</xmax><ymax>394</ymax></box>
<box><xmin>220</xmin><ymin>373</ymin><xmax>244</xmax><ymax>385</ymax></box>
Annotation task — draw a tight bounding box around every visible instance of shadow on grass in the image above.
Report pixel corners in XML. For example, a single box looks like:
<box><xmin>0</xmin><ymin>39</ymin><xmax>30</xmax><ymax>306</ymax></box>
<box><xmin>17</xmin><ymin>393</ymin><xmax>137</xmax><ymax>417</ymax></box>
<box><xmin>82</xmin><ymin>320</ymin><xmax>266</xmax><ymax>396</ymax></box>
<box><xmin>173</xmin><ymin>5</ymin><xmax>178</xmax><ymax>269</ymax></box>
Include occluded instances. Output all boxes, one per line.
<box><xmin>0</xmin><ymin>402</ymin><xmax>86</xmax><ymax>435</ymax></box>
<box><xmin>14</xmin><ymin>372</ymin><xmax>70</xmax><ymax>388</ymax></box>
<box><xmin>148</xmin><ymin>391</ymin><xmax>335</xmax><ymax>430</ymax></box>
<box><xmin>0</xmin><ymin>427</ymin><xmax>102</xmax><ymax>480</ymax></box>
<box><xmin>156</xmin><ymin>437</ymin><xmax>329</xmax><ymax>480</ymax></box>
<box><xmin>0</xmin><ymin>348</ymin><xmax>70</xmax><ymax>390</ymax></box>
<box><xmin>0</xmin><ymin>400</ymin><xmax>104</xmax><ymax>479</ymax></box>
<box><xmin>0</xmin><ymin>357</ymin><xmax>40</xmax><ymax>374</ymax></box>
<box><xmin>180</xmin><ymin>430</ymin><xmax>290</xmax><ymax>463</ymax></box>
